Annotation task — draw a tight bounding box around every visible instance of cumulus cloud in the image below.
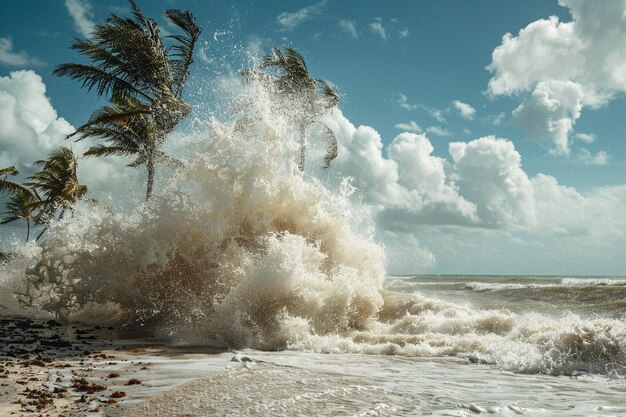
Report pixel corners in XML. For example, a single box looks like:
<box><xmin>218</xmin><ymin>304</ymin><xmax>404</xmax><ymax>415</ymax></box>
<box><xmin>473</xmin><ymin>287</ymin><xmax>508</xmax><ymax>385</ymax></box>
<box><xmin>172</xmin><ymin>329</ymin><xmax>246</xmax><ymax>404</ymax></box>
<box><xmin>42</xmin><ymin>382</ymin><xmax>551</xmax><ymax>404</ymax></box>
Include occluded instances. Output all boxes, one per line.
<box><xmin>394</xmin><ymin>121</ymin><xmax>422</xmax><ymax>133</ymax></box>
<box><xmin>65</xmin><ymin>0</ymin><xmax>95</xmax><ymax>38</ymax></box>
<box><xmin>0</xmin><ymin>37</ymin><xmax>44</xmax><ymax>67</ymax></box>
<box><xmin>317</xmin><ymin>111</ymin><xmax>626</xmax><ymax>243</ymax></box>
<box><xmin>369</xmin><ymin>22</ymin><xmax>387</xmax><ymax>40</ymax></box>
<box><xmin>277</xmin><ymin>1</ymin><xmax>326</xmax><ymax>31</ymax></box>
<box><xmin>511</xmin><ymin>80</ymin><xmax>583</xmax><ymax>155</ymax></box>
<box><xmin>0</xmin><ymin>71</ymin><xmax>73</xmax><ymax>167</ymax></box>
<box><xmin>449</xmin><ymin>137</ymin><xmax>537</xmax><ymax>229</ymax></box>
<box><xmin>398</xmin><ymin>28</ymin><xmax>410</xmax><ymax>39</ymax></box>
<box><xmin>339</xmin><ymin>19</ymin><xmax>358</xmax><ymax>39</ymax></box>
<box><xmin>452</xmin><ymin>100</ymin><xmax>476</xmax><ymax>120</ymax></box>
<box><xmin>487</xmin><ymin>0</ymin><xmax>626</xmax><ymax>153</ymax></box>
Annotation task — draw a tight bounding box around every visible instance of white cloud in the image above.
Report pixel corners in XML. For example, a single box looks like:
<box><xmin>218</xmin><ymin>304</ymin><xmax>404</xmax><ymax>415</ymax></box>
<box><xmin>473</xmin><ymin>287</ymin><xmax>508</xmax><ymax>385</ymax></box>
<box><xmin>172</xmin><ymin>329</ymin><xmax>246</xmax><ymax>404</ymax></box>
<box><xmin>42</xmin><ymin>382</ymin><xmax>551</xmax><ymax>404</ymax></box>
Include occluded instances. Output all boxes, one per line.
<box><xmin>339</xmin><ymin>19</ymin><xmax>358</xmax><ymax>39</ymax></box>
<box><xmin>574</xmin><ymin>132</ymin><xmax>597</xmax><ymax>143</ymax></box>
<box><xmin>532</xmin><ymin>174</ymin><xmax>624</xmax><ymax>236</ymax></box>
<box><xmin>487</xmin><ymin>0</ymin><xmax>626</xmax><ymax>153</ymax></box>
<box><xmin>577</xmin><ymin>149</ymin><xmax>609</xmax><ymax>166</ymax></box>
<box><xmin>398</xmin><ymin>28</ymin><xmax>410</xmax><ymax>39</ymax></box>
<box><xmin>452</xmin><ymin>100</ymin><xmax>476</xmax><ymax>120</ymax></box>
<box><xmin>487</xmin><ymin>0</ymin><xmax>626</xmax><ymax>106</ymax></box>
<box><xmin>65</xmin><ymin>0</ymin><xmax>95</xmax><ymax>38</ymax></box>
<box><xmin>426</xmin><ymin>126</ymin><xmax>452</xmax><ymax>137</ymax></box>
<box><xmin>449</xmin><ymin>137</ymin><xmax>537</xmax><ymax>229</ymax></box>
<box><xmin>369</xmin><ymin>22</ymin><xmax>387</xmax><ymax>40</ymax></box>
<box><xmin>319</xmin><ymin>112</ymin><xmax>626</xmax><ymax>241</ymax></box>
<box><xmin>277</xmin><ymin>1</ymin><xmax>326</xmax><ymax>31</ymax></box>
<box><xmin>0</xmin><ymin>37</ymin><xmax>44</xmax><ymax>67</ymax></box>
<box><xmin>0</xmin><ymin>70</ymin><xmax>73</xmax><ymax>167</ymax></box>
<box><xmin>511</xmin><ymin>80</ymin><xmax>583</xmax><ymax>155</ymax></box>
<box><xmin>394</xmin><ymin>121</ymin><xmax>422</xmax><ymax>133</ymax></box>
<box><xmin>245</xmin><ymin>35</ymin><xmax>272</xmax><ymax>59</ymax></box>
<box><xmin>397</xmin><ymin>93</ymin><xmax>418</xmax><ymax>111</ymax></box>
<box><xmin>420</xmin><ymin>105</ymin><xmax>447</xmax><ymax>123</ymax></box>
<box><xmin>397</xmin><ymin>95</ymin><xmax>448</xmax><ymax>123</ymax></box>
<box><xmin>485</xmin><ymin>112</ymin><xmax>505</xmax><ymax>126</ymax></box>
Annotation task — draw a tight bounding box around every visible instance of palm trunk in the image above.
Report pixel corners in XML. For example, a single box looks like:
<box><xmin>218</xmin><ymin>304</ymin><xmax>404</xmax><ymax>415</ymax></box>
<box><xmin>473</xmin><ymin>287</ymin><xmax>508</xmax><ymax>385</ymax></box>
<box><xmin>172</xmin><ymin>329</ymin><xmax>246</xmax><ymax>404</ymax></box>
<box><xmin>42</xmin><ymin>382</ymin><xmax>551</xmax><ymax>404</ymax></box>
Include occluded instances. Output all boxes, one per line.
<box><xmin>298</xmin><ymin>123</ymin><xmax>307</xmax><ymax>172</ymax></box>
<box><xmin>36</xmin><ymin>226</ymin><xmax>47</xmax><ymax>241</ymax></box>
<box><xmin>146</xmin><ymin>158</ymin><xmax>155</xmax><ymax>201</ymax></box>
<box><xmin>26</xmin><ymin>219</ymin><xmax>30</xmax><ymax>242</ymax></box>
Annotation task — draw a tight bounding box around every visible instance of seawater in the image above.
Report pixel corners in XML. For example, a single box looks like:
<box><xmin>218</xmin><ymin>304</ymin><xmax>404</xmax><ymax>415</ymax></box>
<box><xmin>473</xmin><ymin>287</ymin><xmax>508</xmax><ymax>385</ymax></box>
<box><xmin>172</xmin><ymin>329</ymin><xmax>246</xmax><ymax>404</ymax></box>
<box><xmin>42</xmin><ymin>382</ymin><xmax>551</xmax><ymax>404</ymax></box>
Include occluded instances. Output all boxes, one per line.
<box><xmin>126</xmin><ymin>274</ymin><xmax>626</xmax><ymax>417</ymax></box>
<box><xmin>0</xmin><ymin>72</ymin><xmax>624</xmax><ymax>415</ymax></box>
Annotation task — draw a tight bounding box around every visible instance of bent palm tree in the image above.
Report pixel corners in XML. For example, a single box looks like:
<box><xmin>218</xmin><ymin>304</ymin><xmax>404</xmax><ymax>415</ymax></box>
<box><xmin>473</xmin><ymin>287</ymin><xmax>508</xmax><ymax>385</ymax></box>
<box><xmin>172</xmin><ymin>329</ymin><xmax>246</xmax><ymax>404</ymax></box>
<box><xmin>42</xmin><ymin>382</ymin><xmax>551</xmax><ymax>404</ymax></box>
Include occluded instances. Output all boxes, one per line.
<box><xmin>1</xmin><ymin>166</ymin><xmax>41</xmax><ymax>241</ymax></box>
<box><xmin>27</xmin><ymin>147</ymin><xmax>88</xmax><ymax>233</ymax></box>
<box><xmin>54</xmin><ymin>0</ymin><xmax>201</xmax><ymax>199</ymax></box>
<box><xmin>1</xmin><ymin>191</ymin><xmax>40</xmax><ymax>242</ymax></box>
<box><xmin>242</xmin><ymin>47</ymin><xmax>340</xmax><ymax>170</ymax></box>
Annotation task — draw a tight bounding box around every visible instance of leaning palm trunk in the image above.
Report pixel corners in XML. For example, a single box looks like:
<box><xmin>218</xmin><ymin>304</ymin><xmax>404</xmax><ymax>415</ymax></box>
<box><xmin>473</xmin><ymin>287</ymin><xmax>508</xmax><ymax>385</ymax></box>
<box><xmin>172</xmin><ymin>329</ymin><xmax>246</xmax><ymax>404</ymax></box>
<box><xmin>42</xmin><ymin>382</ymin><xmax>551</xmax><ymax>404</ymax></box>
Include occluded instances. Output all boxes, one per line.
<box><xmin>146</xmin><ymin>157</ymin><xmax>155</xmax><ymax>201</ymax></box>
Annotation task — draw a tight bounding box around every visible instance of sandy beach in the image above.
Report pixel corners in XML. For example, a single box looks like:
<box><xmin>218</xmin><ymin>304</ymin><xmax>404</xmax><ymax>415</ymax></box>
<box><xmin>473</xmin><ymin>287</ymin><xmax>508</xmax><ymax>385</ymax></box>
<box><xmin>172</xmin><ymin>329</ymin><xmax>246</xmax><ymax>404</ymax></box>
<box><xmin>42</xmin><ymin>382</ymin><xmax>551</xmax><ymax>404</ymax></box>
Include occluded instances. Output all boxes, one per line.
<box><xmin>0</xmin><ymin>316</ymin><xmax>233</xmax><ymax>416</ymax></box>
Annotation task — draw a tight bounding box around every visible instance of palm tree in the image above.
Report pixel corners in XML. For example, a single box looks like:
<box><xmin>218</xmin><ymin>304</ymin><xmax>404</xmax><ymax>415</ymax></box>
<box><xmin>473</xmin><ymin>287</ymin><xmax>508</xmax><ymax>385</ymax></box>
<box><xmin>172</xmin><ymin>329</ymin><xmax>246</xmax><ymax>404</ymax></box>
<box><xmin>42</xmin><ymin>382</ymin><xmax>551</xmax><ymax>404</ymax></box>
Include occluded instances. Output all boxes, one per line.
<box><xmin>71</xmin><ymin>95</ymin><xmax>182</xmax><ymax>200</ymax></box>
<box><xmin>26</xmin><ymin>147</ymin><xmax>88</xmax><ymax>229</ymax></box>
<box><xmin>241</xmin><ymin>47</ymin><xmax>340</xmax><ymax>170</ymax></box>
<box><xmin>1</xmin><ymin>191</ymin><xmax>40</xmax><ymax>242</ymax></box>
<box><xmin>1</xmin><ymin>166</ymin><xmax>41</xmax><ymax>241</ymax></box>
<box><xmin>0</xmin><ymin>166</ymin><xmax>33</xmax><ymax>197</ymax></box>
<box><xmin>54</xmin><ymin>0</ymin><xmax>201</xmax><ymax>199</ymax></box>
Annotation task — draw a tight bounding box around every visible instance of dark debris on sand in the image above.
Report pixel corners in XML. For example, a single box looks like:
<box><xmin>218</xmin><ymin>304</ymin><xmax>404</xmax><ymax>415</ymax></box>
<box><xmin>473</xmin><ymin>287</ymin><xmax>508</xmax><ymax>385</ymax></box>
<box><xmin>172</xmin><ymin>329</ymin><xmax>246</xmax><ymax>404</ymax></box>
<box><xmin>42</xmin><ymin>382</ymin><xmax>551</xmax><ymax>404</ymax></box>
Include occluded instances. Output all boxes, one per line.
<box><xmin>0</xmin><ymin>316</ymin><xmax>133</xmax><ymax>416</ymax></box>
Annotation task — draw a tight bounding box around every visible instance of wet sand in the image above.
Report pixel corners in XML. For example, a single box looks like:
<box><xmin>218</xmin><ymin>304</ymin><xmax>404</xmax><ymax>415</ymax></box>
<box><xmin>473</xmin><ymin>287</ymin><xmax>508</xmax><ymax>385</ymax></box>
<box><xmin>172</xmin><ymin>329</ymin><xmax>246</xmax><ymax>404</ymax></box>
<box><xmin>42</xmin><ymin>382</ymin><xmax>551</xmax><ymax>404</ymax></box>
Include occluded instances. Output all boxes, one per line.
<box><xmin>0</xmin><ymin>317</ymin><xmax>231</xmax><ymax>416</ymax></box>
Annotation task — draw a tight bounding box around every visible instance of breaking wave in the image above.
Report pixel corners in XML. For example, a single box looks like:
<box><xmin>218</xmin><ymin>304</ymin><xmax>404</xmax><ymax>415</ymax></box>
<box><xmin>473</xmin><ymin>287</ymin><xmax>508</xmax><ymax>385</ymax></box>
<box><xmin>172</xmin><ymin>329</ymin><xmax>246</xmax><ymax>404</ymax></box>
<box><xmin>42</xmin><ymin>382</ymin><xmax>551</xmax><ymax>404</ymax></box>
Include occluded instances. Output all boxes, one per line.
<box><xmin>1</xmin><ymin>75</ymin><xmax>625</xmax><ymax>377</ymax></box>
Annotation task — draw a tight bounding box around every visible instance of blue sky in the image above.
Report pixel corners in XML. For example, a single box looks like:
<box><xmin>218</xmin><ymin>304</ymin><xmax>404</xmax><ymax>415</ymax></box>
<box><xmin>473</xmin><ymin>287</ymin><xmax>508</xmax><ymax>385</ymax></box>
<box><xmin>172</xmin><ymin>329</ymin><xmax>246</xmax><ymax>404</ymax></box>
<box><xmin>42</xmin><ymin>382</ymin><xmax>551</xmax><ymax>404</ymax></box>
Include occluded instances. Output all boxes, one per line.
<box><xmin>1</xmin><ymin>0</ymin><xmax>625</xmax><ymax>275</ymax></box>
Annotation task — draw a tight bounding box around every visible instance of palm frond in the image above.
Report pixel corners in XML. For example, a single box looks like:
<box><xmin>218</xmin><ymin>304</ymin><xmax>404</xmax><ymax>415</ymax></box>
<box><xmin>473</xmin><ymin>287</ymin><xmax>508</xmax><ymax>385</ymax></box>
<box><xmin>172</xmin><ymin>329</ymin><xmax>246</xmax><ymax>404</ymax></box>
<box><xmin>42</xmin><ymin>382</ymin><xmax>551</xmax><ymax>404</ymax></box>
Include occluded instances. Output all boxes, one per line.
<box><xmin>53</xmin><ymin>63</ymin><xmax>151</xmax><ymax>100</ymax></box>
<box><xmin>27</xmin><ymin>147</ymin><xmax>86</xmax><ymax>215</ymax></box>
<box><xmin>128</xmin><ymin>153</ymin><xmax>149</xmax><ymax>168</ymax></box>
<box><xmin>84</xmin><ymin>145</ymin><xmax>136</xmax><ymax>158</ymax></box>
<box><xmin>316</xmin><ymin>79</ymin><xmax>340</xmax><ymax>107</ymax></box>
<box><xmin>0</xmin><ymin>179</ymin><xmax>35</xmax><ymax>198</ymax></box>
<box><xmin>0</xmin><ymin>166</ymin><xmax>19</xmax><ymax>177</ymax></box>
<box><xmin>164</xmin><ymin>8</ymin><xmax>201</xmax><ymax>95</ymax></box>
<box><xmin>70</xmin><ymin>102</ymin><xmax>151</xmax><ymax>141</ymax></box>
<box><xmin>309</xmin><ymin>121</ymin><xmax>338</xmax><ymax>169</ymax></box>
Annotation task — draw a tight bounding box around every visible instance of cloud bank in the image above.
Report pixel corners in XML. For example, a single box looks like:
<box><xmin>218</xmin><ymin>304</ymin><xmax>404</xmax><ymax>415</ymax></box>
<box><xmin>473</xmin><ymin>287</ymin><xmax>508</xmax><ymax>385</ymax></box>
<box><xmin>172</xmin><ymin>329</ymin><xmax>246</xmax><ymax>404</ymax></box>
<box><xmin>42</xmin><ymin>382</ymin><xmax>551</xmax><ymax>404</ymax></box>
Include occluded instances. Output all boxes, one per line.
<box><xmin>319</xmin><ymin>110</ymin><xmax>625</xmax><ymax>241</ymax></box>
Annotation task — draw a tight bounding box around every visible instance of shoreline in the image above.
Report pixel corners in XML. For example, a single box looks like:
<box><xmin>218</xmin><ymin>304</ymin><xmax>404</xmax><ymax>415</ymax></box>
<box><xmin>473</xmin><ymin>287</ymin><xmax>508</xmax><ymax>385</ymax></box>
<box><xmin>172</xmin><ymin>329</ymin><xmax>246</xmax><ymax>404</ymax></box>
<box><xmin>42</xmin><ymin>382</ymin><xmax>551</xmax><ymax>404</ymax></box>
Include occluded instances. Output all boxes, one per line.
<box><xmin>0</xmin><ymin>316</ymin><xmax>232</xmax><ymax>416</ymax></box>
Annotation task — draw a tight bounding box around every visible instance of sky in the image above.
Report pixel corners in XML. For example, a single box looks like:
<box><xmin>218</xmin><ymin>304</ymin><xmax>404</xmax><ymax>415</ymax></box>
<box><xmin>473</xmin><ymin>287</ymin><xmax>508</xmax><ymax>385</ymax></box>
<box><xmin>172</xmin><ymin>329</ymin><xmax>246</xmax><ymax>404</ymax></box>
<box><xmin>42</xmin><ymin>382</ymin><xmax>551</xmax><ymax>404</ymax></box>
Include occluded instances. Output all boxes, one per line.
<box><xmin>0</xmin><ymin>0</ymin><xmax>625</xmax><ymax>275</ymax></box>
